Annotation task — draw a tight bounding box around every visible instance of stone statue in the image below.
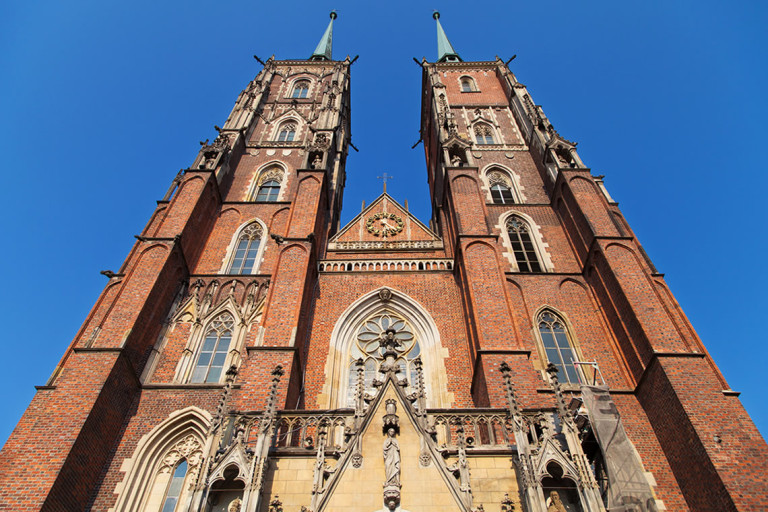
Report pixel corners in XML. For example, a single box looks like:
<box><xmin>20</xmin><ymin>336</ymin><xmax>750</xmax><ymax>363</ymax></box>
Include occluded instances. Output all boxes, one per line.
<box><xmin>228</xmin><ymin>497</ymin><xmax>242</xmax><ymax>512</ymax></box>
<box><xmin>382</xmin><ymin>427</ymin><xmax>401</xmax><ymax>487</ymax></box>
<box><xmin>312</xmin><ymin>155</ymin><xmax>323</xmax><ymax>169</ymax></box>
<box><xmin>547</xmin><ymin>491</ymin><xmax>567</xmax><ymax>512</ymax></box>
<box><xmin>451</xmin><ymin>154</ymin><xmax>462</xmax><ymax>167</ymax></box>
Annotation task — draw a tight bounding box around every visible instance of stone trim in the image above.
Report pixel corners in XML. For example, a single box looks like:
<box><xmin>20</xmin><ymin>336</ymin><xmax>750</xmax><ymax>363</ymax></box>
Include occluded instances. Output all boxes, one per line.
<box><xmin>318</xmin><ymin>258</ymin><xmax>454</xmax><ymax>273</ymax></box>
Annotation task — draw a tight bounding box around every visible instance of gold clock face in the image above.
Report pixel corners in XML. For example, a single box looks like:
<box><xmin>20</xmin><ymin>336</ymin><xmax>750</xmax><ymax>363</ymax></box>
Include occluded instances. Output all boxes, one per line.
<box><xmin>366</xmin><ymin>212</ymin><xmax>404</xmax><ymax>237</ymax></box>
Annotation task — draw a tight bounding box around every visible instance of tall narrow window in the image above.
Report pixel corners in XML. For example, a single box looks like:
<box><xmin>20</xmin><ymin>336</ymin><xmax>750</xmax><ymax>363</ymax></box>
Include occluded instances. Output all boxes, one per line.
<box><xmin>474</xmin><ymin>123</ymin><xmax>495</xmax><ymax>145</ymax></box>
<box><xmin>161</xmin><ymin>460</ymin><xmax>188</xmax><ymax>512</ymax></box>
<box><xmin>228</xmin><ymin>223</ymin><xmax>263</xmax><ymax>274</ymax></box>
<box><xmin>506</xmin><ymin>216</ymin><xmax>542</xmax><ymax>272</ymax></box>
<box><xmin>191</xmin><ymin>313</ymin><xmax>234</xmax><ymax>383</ymax></box>
<box><xmin>255</xmin><ymin>180</ymin><xmax>280</xmax><ymax>201</ymax></box>
<box><xmin>538</xmin><ymin>311</ymin><xmax>579</xmax><ymax>384</ymax></box>
<box><xmin>277</xmin><ymin>122</ymin><xmax>296</xmax><ymax>142</ymax></box>
<box><xmin>291</xmin><ymin>81</ymin><xmax>309</xmax><ymax>98</ymax></box>
<box><xmin>461</xmin><ymin>77</ymin><xmax>476</xmax><ymax>92</ymax></box>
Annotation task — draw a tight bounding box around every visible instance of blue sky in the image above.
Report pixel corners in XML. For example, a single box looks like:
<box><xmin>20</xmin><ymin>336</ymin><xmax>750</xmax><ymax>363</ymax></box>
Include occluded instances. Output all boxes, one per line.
<box><xmin>1</xmin><ymin>0</ymin><xmax>766</xmax><ymax>446</ymax></box>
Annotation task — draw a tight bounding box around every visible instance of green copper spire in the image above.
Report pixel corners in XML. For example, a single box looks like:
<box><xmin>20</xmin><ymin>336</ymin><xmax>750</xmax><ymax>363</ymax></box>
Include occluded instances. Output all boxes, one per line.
<box><xmin>433</xmin><ymin>11</ymin><xmax>462</xmax><ymax>63</ymax></box>
<box><xmin>310</xmin><ymin>11</ymin><xmax>337</xmax><ymax>61</ymax></box>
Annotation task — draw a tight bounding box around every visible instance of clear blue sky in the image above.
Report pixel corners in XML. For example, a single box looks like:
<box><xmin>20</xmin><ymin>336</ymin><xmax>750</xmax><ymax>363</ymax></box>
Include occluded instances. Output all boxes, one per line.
<box><xmin>1</xmin><ymin>0</ymin><xmax>766</xmax><ymax>446</ymax></box>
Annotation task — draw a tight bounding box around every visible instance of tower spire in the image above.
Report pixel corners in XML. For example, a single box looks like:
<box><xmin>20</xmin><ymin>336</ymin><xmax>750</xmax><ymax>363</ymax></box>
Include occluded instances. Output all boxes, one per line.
<box><xmin>433</xmin><ymin>11</ymin><xmax>462</xmax><ymax>63</ymax></box>
<box><xmin>310</xmin><ymin>11</ymin><xmax>337</xmax><ymax>61</ymax></box>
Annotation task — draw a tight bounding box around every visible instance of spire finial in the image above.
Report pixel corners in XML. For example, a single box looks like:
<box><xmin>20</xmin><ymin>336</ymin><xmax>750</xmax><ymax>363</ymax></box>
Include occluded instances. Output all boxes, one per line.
<box><xmin>433</xmin><ymin>11</ymin><xmax>462</xmax><ymax>63</ymax></box>
<box><xmin>310</xmin><ymin>11</ymin><xmax>337</xmax><ymax>61</ymax></box>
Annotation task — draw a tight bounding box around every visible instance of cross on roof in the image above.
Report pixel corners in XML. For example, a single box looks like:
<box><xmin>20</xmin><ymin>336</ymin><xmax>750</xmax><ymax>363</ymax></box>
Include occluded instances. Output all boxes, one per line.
<box><xmin>377</xmin><ymin>172</ymin><xmax>393</xmax><ymax>193</ymax></box>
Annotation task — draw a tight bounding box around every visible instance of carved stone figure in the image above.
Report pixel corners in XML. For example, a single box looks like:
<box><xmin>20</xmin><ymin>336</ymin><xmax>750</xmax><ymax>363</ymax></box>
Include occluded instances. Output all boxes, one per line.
<box><xmin>383</xmin><ymin>428</ymin><xmax>401</xmax><ymax>487</ymax></box>
<box><xmin>228</xmin><ymin>497</ymin><xmax>242</xmax><ymax>512</ymax></box>
<box><xmin>312</xmin><ymin>155</ymin><xmax>323</xmax><ymax>169</ymax></box>
<box><xmin>547</xmin><ymin>491</ymin><xmax>567</xmax><ymax>512</ymax></box>
<box><xmin>450</xmin><ymin>154</ymin><xmax>462</xmax><ymax>167</ymax></box>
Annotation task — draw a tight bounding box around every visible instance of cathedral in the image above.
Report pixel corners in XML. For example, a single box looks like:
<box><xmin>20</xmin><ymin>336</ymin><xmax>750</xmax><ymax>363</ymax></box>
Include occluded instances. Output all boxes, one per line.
<box><xmin>1</xmin><ymin>12</ymin><xmax>766</xmax><ymax>512</ymax></box>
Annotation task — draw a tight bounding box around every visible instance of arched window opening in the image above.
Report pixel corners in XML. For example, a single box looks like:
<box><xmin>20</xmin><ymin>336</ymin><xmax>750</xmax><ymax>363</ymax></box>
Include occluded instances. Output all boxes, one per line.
<box><xmin>207</xmin><ymin>466</ymin><xmax>244</xmax><ymax>512</ymax></box>
<box><xmin>191</xmin><ymin>313</ymin><xmax>234</xmax><ymax>383</ymax></box>
<box><xmin>346</xmin><ymin>312</ymin><xmax>421</xmax><ymax>407</ymax></box>
<box><xmin>542</xmin><ymin>462</ymin><xmax>583</xmax><ymax>512</ymax></box>
<box><xmin>228</xmin><ymin>223</ymin><xmax>263</xmax><ymax>274</ymax></box>
<box><xmin>255</xmin><ymin>179</ymin><xmax>280</xmax><ymax>201</ymax></box>
<box><xmin>538</xmin><ymin>311</ymin><xmax>579</xmax><ymax>384</ymax></box>
<box><xmin>277</xmin><ymin>122</ymin><xmax>297</xmax><ymax>142</ymax></box>
<box><xmin>474</xmin><ymin>123</ymin><xmax>495</xmax><ymax>145</ymax></box>
<box><xmin>460</xmin><ymin>77</ymin><xmax>476</xmax><ymax>92</ymax></box>
<box><xmin>487</xmin><ymin>170</ymin><xmax>515</xmax><ymax>204</ymax></box>
<box><xmin>291</xmin><ymin>80</ymin><xmax>309</xmax><ymax>99</ymax></box>
<box><xmin>161</xmin><ymin>460</ymin><xmax>188</xmax><ymax>512</ymax></box>
<box><xmin>506</xmin><ymin>216</ymin><xmax>541</xmax><ymax>272</ymax></box>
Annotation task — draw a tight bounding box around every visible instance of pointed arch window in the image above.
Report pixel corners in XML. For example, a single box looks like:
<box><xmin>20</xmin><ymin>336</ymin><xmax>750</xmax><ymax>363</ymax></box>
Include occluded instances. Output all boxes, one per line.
<box><xmin>460</xmin><ymin>77</ymin><xmax>476</xmax><ymax>92</ymax></box>
<box><xmin>488</xmin><ymin>170</ymin><xmax>516</xmax><ymax>204</ymax></box>
<box><xmin>474</xmin><ymin>123</ymin><xmax>495</xmax><ymax>145</ymax></box>
<box><xmin>228</xmin><ymin>223</ymin><xmax>263</xmax><ymax>274</ymax></box>
<box><xmin>538</xmin><ymin>311</ymin><xmax>579</xmax><ymax>384</ymax></box>
<box><xmin>255</xmin><ymin>180</ymin><xmax>280</xmax><ymax>201</ymax></box>
<box><xmin>346</xmin><ymin>312</ymin><xmax>421</xmax><ymax>407</ymax></box>
<box><xmin>506</xmin><ymin>216</ymin><xmax>542</xmax><ymax>272</ymax></box>
<box><xmin>161</xmin><ymin>460</ymin><xmax>188</xmax><ymax>512</ymax></box>
<box><xmin>191</xmin><ymin>313</ymin><xmax>234</xmax><ymax>383</ymax></box>
<box><xmin>291</xmin><ymin>80</ymin><xmax>310</xmax><ymax>99</ymax></box>
<box><xmin>277</xmin><ymin>122</ymin><xmax>297</xmax><ymax>142</ymax></box>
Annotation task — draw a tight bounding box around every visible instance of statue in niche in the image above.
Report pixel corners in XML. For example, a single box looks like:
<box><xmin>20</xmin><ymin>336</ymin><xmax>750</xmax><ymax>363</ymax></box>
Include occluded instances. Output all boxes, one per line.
<box><xmin>382</xmin><ymin>428</ymin><xmax>401</xmax><ymax>487</ymax></box>
<box><xmin>450</xmin><ymin>154</ymin><xmax>463</xmax><ymax>167</ymax></box>
<box><xmin>312</xmin><ymin>155</ymin><xmax>323</xmax><ymax>169</ymax></box>
<box><xmin>202</xmin><ymin>153</ymin><xmax>216</xmax><ymax>169</ymax></box>
<box><xmin>546</xmin><ymin>491</ymin><xmax>567</xmax><ymax>512</ymax></box>
<box><xmin>228</xmin><ymin>497</ymin><xmax>242</xmax><ymax>512</ymax></box>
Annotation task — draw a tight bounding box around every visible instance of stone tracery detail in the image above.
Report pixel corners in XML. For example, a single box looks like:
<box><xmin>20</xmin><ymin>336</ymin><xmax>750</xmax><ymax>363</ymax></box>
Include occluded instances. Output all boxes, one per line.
<box><xmin>347</xmin><ymin>312</ymin><xmax>421</xmax><ymax>406</ymax></box>
<box><xmin>487</xmin><ymin>170</ymin><xmax>510</xmax><ymax>187</ymax></box>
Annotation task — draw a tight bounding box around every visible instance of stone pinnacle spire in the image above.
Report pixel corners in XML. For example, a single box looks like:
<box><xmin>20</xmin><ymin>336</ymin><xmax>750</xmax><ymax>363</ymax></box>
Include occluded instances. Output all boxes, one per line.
<box><xmin>433</xmin><ymin>11</ymin><xmax>462</xmax><ymax>63</ymax></box>
<box><xmin>310</xmin><ymin>11</ymin><xmax>337</xmax><ymax>61</ymax></box>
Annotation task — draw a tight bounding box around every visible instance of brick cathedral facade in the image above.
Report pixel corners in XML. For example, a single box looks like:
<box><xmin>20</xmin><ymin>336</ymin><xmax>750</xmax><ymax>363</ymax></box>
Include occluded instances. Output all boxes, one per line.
<box><xmin>1</xmin><ymin>13</ymin><xmax>766</xmax><ymax>512</ymax></box>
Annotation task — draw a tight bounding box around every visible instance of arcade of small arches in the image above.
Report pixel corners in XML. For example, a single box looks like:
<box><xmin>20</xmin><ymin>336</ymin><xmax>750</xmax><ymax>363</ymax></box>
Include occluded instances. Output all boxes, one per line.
<box><xmin>318</xmin><ymin>258</ymin><xmax>454</xmax><ymax>273</ymax></box>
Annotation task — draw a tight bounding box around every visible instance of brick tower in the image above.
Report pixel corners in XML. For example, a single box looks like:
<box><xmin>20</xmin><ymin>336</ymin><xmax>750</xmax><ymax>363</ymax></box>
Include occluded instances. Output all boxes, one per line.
<box><xmin>1</xmin><ymin>12</ymin><xmax>765</xmax><ymax>512</ymax></box>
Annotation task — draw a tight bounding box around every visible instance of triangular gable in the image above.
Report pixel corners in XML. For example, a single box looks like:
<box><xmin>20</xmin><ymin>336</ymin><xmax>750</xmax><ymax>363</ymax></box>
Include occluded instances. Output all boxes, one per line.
<box><xmin>329</xmin><ymin>193</ymin><xmax>441</xmax><ymax>251</ymax></box>
<box><xmin>318</xmin><ymin>375</ymin><xmax>468</xmax><ymax>512</ymax></box>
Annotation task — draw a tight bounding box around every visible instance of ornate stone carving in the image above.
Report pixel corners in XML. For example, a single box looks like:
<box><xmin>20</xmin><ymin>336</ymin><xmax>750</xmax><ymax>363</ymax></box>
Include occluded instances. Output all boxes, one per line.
<box><xmin>501</xmin><ymin>493</ymin><xmax>516</xmax><ymax>512</ymax></box>
<box><xmin>269</xmin><ymin>495</ymin><xmax>283</xmax><ymax>512</ymax></box>
<box><xmin>228</xmin><ymin>497</ymin><xmax>242</xmax><ymax>512</ymax></box>
<box><xmin>487</xmin><ymin>170</ymin><xmax>510</xmax><ymax>187</ymax></box>
<box><xmin>378</xmin><ymin>288</ymin><xmax>392</xmax><ymax>302</ymax></box>
<box><xmin>311</xmin><ymin>132</ymin><xmax>332</xmax><ymax>150</ymax></box>
<box><xmin>546</xmin><ymin>491</ymin><xmax>567</xmax><ymax>512</ymax></box>
<box><xmin>328</xmin><ymin>240</ymin><xmax>443</xmax><ymax>251</ymax></box>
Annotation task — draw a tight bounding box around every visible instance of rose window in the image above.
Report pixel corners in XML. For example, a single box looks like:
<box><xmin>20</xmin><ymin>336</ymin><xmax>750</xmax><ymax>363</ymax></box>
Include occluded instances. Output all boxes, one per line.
<box><xmin>347</xmin><ymin>312</ymin><xmax>421</xmax><ymax>406</ymax></box>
